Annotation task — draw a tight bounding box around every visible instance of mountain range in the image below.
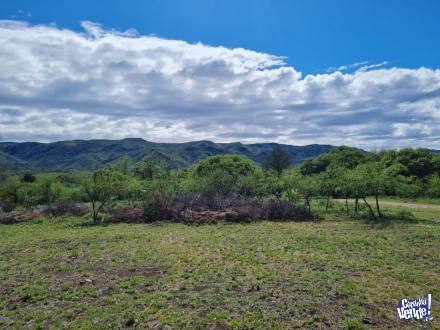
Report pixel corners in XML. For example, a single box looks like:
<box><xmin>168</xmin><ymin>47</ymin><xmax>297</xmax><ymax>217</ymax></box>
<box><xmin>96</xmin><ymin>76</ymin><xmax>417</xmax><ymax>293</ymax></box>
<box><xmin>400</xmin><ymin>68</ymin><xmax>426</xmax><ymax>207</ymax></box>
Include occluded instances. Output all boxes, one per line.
<box><xmin>0</xmin><ymin>139</ymin><xmax>334</xmax><ymax>172</ymax></box>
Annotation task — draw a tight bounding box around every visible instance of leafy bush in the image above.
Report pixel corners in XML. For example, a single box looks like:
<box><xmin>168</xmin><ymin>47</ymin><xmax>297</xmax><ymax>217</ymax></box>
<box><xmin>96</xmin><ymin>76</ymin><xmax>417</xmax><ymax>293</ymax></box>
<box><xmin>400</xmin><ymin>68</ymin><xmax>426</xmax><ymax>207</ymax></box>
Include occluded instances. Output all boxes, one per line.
<box><xmin>184</xmin><ymin>155</ymin><xmax>265</xmax><ymax>202</ymax></box>
<box><xmin>395</xmin><ymin>180</ymin><xmax>424</xmax><ymax>198</ymax></box>
<box><xmin>82</xmin><ymin>169</ymin><xmax>125</xmax><ymax>224</ymax></box>
<box><xmin>427</xmin><ymin>175</ymin><xmax>440</xmax><ymax>198</ymax></box>
<box><xmin>17</xmin><ymin>183</ymin><xmax>40</xmax><ymax>208</ymax></box>
<box><xmin>0</xmin><ymin>176</ymin><xmax>21</xmax><ymax>211</ymax></box>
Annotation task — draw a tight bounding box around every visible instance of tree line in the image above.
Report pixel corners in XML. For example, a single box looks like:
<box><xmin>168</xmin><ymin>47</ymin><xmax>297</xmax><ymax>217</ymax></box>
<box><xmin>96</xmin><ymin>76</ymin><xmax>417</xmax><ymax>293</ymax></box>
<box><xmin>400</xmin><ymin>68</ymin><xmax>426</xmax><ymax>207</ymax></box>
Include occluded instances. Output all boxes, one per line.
<box><xmin>0</xmin><ymin>146</ymin><xmax>439</xmax><ymax>223</ymax></box>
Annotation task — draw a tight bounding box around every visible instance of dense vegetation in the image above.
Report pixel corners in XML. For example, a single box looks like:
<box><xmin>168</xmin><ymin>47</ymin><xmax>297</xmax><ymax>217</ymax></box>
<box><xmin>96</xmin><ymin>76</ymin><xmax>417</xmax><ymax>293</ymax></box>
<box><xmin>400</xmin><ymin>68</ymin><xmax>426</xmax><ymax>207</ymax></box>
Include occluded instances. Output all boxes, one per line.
<box><xmin>1</xmin><ymin>146</ymin><xmax>439</xmax><ymax>224</ymax></box>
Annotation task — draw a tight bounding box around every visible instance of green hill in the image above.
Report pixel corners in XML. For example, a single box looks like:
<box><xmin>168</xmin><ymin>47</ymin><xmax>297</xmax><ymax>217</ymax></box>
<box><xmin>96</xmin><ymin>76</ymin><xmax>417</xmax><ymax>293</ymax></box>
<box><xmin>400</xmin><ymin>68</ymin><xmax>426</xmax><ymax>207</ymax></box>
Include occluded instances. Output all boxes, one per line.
<box><xmin>0</xmin><ymin>139</ymin><xmax>334</xmax><ymax>172</ymax></box>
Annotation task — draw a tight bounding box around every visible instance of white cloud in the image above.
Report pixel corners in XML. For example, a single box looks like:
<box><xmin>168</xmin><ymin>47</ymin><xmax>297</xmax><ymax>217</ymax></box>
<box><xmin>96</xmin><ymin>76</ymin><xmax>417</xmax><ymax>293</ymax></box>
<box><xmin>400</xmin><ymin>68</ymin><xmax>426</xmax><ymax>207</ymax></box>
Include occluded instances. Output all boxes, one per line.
<box><xmin>0</xmin><ymin>20</ymin><xmax>439</xmax><ymax>149</ymax></box>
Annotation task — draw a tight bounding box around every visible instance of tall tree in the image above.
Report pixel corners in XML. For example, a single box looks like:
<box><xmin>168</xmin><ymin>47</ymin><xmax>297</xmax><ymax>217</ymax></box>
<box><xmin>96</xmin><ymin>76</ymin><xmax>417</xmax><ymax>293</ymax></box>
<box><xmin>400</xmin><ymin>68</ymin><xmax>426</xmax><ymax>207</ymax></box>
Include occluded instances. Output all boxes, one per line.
<box><xmin>263</xmin><ymin>147</ymin><xmax>292</xmax><ymax>176</ymax></box>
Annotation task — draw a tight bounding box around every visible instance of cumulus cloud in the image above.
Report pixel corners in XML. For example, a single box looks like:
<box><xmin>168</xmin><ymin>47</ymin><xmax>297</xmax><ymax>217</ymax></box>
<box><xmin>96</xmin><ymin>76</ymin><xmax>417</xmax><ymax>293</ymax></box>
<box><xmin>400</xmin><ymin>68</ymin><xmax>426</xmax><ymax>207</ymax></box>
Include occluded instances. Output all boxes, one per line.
<box><xmin>0</xmin><ymin>20</ymin><xmax>439</xmax><ymax>149</ymax></box>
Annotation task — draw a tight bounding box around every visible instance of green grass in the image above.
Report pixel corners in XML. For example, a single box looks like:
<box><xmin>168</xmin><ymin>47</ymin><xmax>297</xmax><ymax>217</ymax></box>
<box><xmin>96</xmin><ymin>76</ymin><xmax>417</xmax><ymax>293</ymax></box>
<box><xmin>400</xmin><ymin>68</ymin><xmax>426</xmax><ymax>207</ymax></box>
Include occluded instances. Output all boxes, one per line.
<box><xmin>1</xmin><ymin>214</ymin><xmax>439</xmax><ymax>329</ymax></box>
<box><xmin>329</xmin><ymin>198</ymin><xmax>440</xmax><ymax>222</ymax></box>
<box><xmin>378</xmin><ymin>196</ymin><xmax>440</xmax><ymax>205</ymax></box>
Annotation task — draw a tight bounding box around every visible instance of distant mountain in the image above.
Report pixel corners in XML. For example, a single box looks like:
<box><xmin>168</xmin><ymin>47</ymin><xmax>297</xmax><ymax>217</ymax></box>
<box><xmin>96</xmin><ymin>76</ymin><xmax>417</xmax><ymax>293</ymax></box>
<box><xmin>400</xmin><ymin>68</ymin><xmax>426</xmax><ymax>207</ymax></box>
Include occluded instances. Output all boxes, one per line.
<box><xmin>0</xmin><ymin>139</ymin><xmax>334</xmax><ymax>172</ymax></box>
<box><xmin>429</xmin><ymin>149</ymin><xmax>440</xmax><ymax>154</ymax></box>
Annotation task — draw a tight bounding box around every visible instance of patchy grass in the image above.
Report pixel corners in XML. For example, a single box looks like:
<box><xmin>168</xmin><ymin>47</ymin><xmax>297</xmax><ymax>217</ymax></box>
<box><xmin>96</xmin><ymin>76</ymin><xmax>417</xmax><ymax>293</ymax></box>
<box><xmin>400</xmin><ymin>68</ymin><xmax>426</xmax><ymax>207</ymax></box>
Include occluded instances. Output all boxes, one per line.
<box><xmin>0</xmin><ymin>216</ymin><xmax>439</xmax><ymax>329</ymax></box>
<box><xmin>330</xmin><ymin>198</ymin><xmax>440</xmax><ymax>223</ymax></box>
<box><xmin>379</xmin><ymin>196</ymin><xmax>440</xmax><ymax>206</ymax></box>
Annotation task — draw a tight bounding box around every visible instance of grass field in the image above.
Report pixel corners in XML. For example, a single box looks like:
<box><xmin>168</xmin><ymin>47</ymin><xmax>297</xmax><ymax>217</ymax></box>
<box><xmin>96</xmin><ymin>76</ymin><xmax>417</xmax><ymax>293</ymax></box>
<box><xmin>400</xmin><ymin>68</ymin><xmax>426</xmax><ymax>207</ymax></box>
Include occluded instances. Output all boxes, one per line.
<box><xmin>1</xmin><ymin>209</ymin><xmax>439</xmax><ymax>329</ymax></box>
<box><xmin>379</xmin><ymin>197</ymin><xmax>440</xmax><ymax>206</ymax></box>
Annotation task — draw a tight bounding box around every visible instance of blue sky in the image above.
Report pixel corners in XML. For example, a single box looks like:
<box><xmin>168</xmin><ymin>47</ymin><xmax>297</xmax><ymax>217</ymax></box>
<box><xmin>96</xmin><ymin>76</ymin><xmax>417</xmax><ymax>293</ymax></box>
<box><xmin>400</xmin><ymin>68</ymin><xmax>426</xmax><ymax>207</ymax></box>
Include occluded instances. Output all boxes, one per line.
<box><xmin>0</xmin><ymin>1</ymin><xmax>440</xmax><ymax>148</ymax></box>
<box><xmin>2</xmin><ymin>0</ymin><xmax>440</xmax><ymax>73</ymax></box>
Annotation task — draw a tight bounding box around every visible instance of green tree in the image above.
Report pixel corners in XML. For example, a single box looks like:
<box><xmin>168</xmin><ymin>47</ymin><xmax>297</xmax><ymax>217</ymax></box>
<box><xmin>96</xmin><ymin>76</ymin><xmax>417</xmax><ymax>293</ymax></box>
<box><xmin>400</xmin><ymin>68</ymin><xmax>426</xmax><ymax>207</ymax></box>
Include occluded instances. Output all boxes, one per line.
<box><xmin>301</xmin><ymin>146</ymin><xmax>366</xmax><ymax>175</ymax></box>
<box><xmin>282</xmin><ymin>170</ymin><xmax>319</xmax><ymax>213</ymax></box>
<box><xmin>111</xmin><ymin>155</ymin><xmax>134</xmax><ymax>175</ymax></box>
<box><xmin>393</xmin><ymin>148</ymin><xmax>436</xmax><ymax>178</ymax></box>
<box><xmin>427</xmin><ymin>175</ymin><xmax>440</xmax><ymax>198</ymax></box>
<box><xmin>134</xmin><ymin>156</ymin><xmax>169</xmax><ymax>180</ymax></box>
<box><xmin>296</xmin><ymin>175</ymin><xmax>319</xmax><ymax>213</ymax></box>
<box><xmin>316</xmin><ymin>167</ymin><xmax>342</xmax><ymax>212</ymax></box>
<box><xmin>17</xmin><ymin>183</ymin><xmax>40</xmax><ymax>208</ymax></box>
<box><xmin>188</xmin><ymin>155</ymin><xmax>262</xmax><ymax>201</ymax></box>
<box><xmin>0</xmin><ymin>176</ymin><xmax>21</xmax><ymax>211</ymax></box>
<box><xmin>83</xmin><ymin>169</ymin><xmax>123</xmax><ymax>224</ymax></box>
<box><xmin>263</xmin><ymin>147</ymin><xmax>292</xmax><ymax>176</ymax></box>
<box><xmin>37</xmin><ymin>176</ymin><xmax>63</xmax><ymax>204</ymax></box>
<box><xmin>118</xmin><ymin>177</ymin><xmax>144</xmax><ymax>206</ymax></box>
<box><xmin>352</xmin><ymin>163</ymin><xmax>394</xmax><ymax>218</ymax></box>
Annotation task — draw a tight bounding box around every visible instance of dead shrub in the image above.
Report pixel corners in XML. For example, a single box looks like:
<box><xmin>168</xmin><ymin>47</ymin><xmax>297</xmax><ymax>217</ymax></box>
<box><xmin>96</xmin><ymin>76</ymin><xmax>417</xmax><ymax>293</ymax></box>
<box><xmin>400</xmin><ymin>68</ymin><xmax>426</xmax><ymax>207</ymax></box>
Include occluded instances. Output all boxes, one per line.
<box><xmin>261</xmin><ymin>199</ymin><xmax>313</xmax><ymax>222</ymax></box>
<box><xmin>179</xmin><ymin>209</ymin><xmax>242</xmax><ymax>224</ymax></box>
<box><xmin>107</xmin><ymin>195</ymin><xmax>315</xmax><ymax>224</ymax></box>
<box><xmin>43</xmin><ymin>200</ymin><xmax>89</xmax><ymax>217</ymax></box>
<box><xmin>107</xmin><ymin>207</ymin><xmax>145</xmax><ymax>223</ymax></box>
<box><xmin>0</xmin><ymin>210</ymin><xmax>42</xmax><ymax>224</ymax></box>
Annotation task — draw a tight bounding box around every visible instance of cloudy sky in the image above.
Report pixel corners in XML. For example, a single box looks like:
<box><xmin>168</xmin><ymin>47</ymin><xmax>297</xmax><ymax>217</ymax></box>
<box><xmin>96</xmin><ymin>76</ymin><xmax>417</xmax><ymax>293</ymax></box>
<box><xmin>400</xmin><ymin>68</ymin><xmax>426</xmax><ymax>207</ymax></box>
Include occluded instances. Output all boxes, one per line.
<box><xmin>0</xmin><ymin>1</ymin><xmax>440</xmax><ymax>149</ymax></box>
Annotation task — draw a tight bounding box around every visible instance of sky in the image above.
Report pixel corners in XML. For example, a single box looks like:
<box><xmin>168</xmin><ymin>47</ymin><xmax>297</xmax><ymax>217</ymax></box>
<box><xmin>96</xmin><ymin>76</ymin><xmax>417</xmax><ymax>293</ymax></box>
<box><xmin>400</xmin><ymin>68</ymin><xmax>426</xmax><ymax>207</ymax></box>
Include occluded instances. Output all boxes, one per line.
<box><xmin>0</xmin><ymin>0</ymin><xmax>440</xmax><ymax>149</ymax></box>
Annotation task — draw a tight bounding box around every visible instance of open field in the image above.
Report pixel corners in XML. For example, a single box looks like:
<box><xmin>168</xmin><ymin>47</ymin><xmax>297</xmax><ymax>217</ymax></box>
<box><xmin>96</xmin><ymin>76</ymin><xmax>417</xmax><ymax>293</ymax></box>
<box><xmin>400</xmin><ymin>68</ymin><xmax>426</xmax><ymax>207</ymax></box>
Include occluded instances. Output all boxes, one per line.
<box><xmin>336</xmin><ymin>198</ymin><xmax>440</xmax><ymax>211</ymax></box>
<box><xmin>367</xmin><ymin>201</ymin><xmax>440</xmax><ymax>211</ymax></box>
<box><xmin>334</xmin><ymin>198</ymin><xmax>440</xmax><ymax>222</ymax></box>
<box><xmin>378</xmin><ymin>197</ymin><xmax>440</xmax><ymax>206</ymax></box>
<box><xmin>1</xmin><ymin>212</ymin><xmax>439</xmax><ymax>329</ymax></box>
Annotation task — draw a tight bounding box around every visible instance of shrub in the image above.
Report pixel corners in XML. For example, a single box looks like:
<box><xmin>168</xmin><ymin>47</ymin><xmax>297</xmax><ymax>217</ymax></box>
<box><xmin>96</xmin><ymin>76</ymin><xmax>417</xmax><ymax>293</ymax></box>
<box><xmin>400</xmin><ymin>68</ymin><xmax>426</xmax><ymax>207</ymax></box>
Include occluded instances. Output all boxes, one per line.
<box><xmin>21</xmin><ymin>172</ymin><xmax>36</xmax><ymax>183</ymax></box>
<box><xmin>82</xmin><ymin>169</ymin><xmax>124</xmax><ymax>224</ymax></box>
<box><xmin>142</xmin><ymin>178</ymin><xmax>180</xmax><ymax>221</ymax></box>
<box><xmin>107</xmin><ymin>207</ymin><xmax>145</xmax><ymax>223</ymax></box>
<box><xmin>262</xmin><ymin>199</ymin><xmax>314</xmax><ymax>221</ymax></box>
<box><xmin>36</xmin><ymin>176</ymin><xmax>63</xmax><ymax>204</ymax></box>
<box><xmin>179</xmin><ymin>209</ymin><xmax>242</xmax><ymax>224</ymax></box>
<box><xmin>0</xmin><ymin>210</ymin><xmax>42</xmax><ymax>224</ymax></box>
<box><xmin>1</xmin><ymin>200</ymin><xmax>15</xmax><ymax>213</ymax></box>
<box><xmin>427</xmin><ymin>175</ymin><xmax>440</xmax><ymax>198</ymax></box>
<box><xmin>395</xmin><ymin>180</ymin><xmax>424</xmax><ymax>198</ymax></box>
<box><xmin>111</xmin><ymin>195</ymin><xmax>316</xmax><ymax>224</ymax></box>
<box><xmin>143</xmin><ymin>191</ymin><xmax>176</xmax><ymax>221</ymax></box>
<box><xmin>0</xmin><ymin>176</ymin><xmax>21</xmax><ymax>210</ymax></box>
<box><xmin>188</xmin><ymin>155</ymin><xmax>264</xmax><ymax>200</ymax></box>
<box><xmin>17</xmin><ymin>184</ymin><xmax>40</xmax><ymax>208</ymax></box>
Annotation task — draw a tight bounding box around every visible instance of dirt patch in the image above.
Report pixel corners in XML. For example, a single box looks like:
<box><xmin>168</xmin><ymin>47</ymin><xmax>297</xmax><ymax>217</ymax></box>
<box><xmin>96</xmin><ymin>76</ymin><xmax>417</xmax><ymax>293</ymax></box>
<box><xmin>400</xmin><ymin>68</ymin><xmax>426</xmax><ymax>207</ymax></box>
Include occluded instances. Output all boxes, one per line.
<box><xmin>47</xmin><ymin>263</ymin><xmax>167</xmax><ymax>299</ymax></box>
<box><xmin>114</xmin><ymin>265</ymin><xmax>167</xmax><ymax>278</ymax></box>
